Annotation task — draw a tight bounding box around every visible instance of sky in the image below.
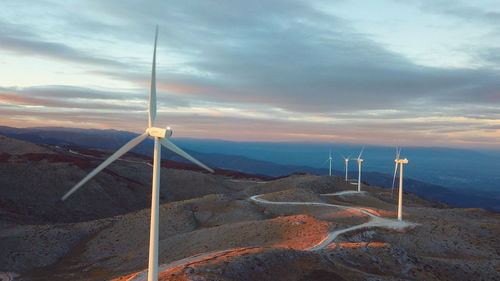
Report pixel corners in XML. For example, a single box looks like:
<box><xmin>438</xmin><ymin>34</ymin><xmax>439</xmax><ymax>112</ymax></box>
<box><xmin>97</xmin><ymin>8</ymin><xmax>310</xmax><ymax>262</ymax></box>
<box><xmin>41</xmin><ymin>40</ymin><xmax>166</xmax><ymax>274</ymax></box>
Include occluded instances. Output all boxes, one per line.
<box><xmin>0</xmin><ymin>0</ymin><xmax>499</xmax><ymax>148</ymax></box>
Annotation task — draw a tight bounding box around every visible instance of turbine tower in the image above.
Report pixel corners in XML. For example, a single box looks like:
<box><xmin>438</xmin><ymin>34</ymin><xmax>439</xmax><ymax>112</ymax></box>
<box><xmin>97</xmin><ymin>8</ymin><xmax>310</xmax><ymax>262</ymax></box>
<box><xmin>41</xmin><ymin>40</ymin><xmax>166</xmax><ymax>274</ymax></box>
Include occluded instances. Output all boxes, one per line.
<box><xmin>356</xmin><ymin>147</ymin><xmax>364</xmax><ymax>192</ymax></box>
<box><xmin>392</xmin><ymin>148</ymin><xmax>409</xmax><ymax>221</ymax></box>
<box><xmin>60</xmin><ymin>27</ymin><xmax>213</xmax><ymax>281</ymax></box>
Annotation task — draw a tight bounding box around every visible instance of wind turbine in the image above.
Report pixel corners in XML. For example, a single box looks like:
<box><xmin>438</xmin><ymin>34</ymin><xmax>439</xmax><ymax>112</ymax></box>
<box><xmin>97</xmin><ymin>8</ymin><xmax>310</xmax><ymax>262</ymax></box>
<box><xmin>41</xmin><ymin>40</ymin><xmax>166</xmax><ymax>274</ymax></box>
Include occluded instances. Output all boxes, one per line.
<box><xmin>327</xmin><ymin>150</ymin><xmax>333</xmax><ymax>176</ymax></box>
<box><xmin>342</xmin><ymin>154</ymin><xmax>351</xmax><ymax>181</ymax></box>
<box><xmin>392</xmin><ymin>148</ymin><xmax>409</xmax><ymax>221</ymax></box>
<box><xmin>355</xmin><ymin>147</ymin><xmax>364</xmax><ymax>192</ymax></box>
<box><xmin>60</xmin><ymin>27</ymin><xmax>213</xmax><ymax>281</ymax></box>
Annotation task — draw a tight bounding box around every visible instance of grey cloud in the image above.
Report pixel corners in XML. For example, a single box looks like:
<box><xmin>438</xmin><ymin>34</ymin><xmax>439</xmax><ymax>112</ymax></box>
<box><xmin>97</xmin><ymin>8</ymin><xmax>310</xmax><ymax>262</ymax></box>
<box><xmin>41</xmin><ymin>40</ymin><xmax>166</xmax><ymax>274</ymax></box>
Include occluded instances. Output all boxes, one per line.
<box><xmin>78</xmin><ymin>0</ymin><xmax>500</xmax><ymax>116</ymax></box>
<box><xmin>0</xmin><ymin>85</ymin><xmax>139</xmax><ymax>100</ymax></box>
<box><xmin>410</xmin><ymin>0</ymin><xmax>500</xmax><ymax>68</ymax></box>
<box><xmin>476</xmin><ymin>47</ymin><xmax>500</xmax><ymax>67</ymax></box>
<box><xmin>0</xmin><ymin>19</ymin><xmax>127</xmax><ymax>68</ymax></box>
<box><xmin>0</xmin><ymin>85</ymin><xmax>140</xmax><ymax>111</ymax></box>
<box><xmin>4</xmin><ymin>0</ymin><xmax>499</xmax><ymax>116</ymax></box>
<box><xmin>0</xmin><ymin>85</ymin><xmax>192</xmax><ymax>113</ymax></box>
<box><xmin>416</xmin><ymin>0</ymin><xmax>500</xmax><ymax>25</ymax></box>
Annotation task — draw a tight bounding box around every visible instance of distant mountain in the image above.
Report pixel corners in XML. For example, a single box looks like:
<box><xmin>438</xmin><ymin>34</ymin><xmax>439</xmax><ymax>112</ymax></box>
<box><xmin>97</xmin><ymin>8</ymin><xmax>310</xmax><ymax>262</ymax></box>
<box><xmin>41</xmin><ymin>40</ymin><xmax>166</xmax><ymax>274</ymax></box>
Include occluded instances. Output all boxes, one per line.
<box><xmin>171</xmin><ymin>138</ymin><xmax>500</xmax><ymax>193</ymax></box>
<box><xmin>0</xmin><ymin>126</ymin><xmax>498</xmax><ymax>212</ymax></box>
<box><xmin>6</xmin><ymin>125</ymin><xmax>497</xmax><ymax>193</ymax></box>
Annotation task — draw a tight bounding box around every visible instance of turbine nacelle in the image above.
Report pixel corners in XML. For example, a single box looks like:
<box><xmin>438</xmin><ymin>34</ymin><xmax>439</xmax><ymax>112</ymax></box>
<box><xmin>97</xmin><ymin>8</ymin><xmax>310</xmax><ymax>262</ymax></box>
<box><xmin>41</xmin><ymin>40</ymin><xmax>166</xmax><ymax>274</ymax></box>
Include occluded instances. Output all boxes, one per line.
<box><xmin>147</xmin><ymin>126</ymin><xmax>173</xmax><ymax>138</ymax></box>
<box><xmin>395</xmin><ymin>158</ymin><xmax>408</xmax><ymax>164</ymax></box>
<box><xmin>356</xmin><ymin>158</ymin><xmax>364</xmax><ymax>162</ymax></box>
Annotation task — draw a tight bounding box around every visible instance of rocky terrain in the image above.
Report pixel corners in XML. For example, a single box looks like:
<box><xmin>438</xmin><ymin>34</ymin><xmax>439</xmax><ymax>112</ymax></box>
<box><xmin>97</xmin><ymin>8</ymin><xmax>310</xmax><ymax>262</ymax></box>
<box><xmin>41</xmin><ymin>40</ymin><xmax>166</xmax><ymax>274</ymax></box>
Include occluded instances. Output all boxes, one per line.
<box><xmin>0</xmin><ymin>135</ymin><xmax>498</xmax><ymax>281</ymax></box>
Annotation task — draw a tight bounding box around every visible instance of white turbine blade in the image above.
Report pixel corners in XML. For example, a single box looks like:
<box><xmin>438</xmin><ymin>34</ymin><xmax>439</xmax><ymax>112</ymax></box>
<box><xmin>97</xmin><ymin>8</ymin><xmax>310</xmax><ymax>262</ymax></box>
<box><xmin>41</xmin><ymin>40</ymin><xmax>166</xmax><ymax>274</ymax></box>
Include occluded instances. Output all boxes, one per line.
<box><xmin>148</xmin><ymin>26</ymin><xmax>159</xmax><ymax>128</ymax></box>
<box><xmin>391</xmin><ymin>161</ymin><xmax>399</xmax><ymax>196</ymax></box>
<box><xmin>61</xmin><ymin>133</ymin><xmax>149</xmax><ymax>200</ymax></box>
<box><xmin>358</xmin><ymin>146</ymin><xmax>365</xmax><ymax>159</ymax></box>
<box><xmin>160</xmin><ymin>138</ymin><xmax>214</xmax><ymax>173</ymax></box>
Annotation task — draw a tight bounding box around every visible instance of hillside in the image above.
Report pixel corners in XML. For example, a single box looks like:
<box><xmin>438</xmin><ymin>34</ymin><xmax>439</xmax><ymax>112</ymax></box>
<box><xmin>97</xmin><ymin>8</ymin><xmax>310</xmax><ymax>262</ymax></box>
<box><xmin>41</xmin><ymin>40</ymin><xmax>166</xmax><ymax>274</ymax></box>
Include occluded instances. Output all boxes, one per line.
<box><xmin>0</xmin><ymin>136</ymin><xmax>498</xmax><ymax>281</ymax></box>
<box><xmin>0</xmin><ymin>136</ymin><xmax>263</xmax><ymax>224</ymax></box>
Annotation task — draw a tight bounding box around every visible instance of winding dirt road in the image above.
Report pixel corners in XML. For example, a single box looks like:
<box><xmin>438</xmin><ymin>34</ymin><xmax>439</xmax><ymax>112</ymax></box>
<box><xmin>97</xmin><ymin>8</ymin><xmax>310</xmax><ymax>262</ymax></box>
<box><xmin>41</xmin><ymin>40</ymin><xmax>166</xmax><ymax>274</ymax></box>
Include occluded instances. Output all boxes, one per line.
<box><xmin>250</xmin><ymin>192</ymin><xmax>412</xmax><ymax>251</ymax></box>
<box><xmin>128</xmin><ymin>190</ymin><xmax>414</xmax><ymax>280</ymax></box>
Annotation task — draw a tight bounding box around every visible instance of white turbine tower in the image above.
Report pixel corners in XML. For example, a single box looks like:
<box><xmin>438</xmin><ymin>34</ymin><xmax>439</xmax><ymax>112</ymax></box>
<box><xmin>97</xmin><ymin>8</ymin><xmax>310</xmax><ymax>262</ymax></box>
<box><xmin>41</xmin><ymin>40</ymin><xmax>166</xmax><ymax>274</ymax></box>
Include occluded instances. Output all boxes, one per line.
<box><xmin>61</xmin><ymin>27</ymin><xmax>213</xmax><ymax>281</ymax></box>
<box><xmin>392</xmin><ymin>148</ymin><xmax>409</xmax><ymax>221</ymax></box>
<box><xmin>327</xmin><ymin>150</ymin><xmax>333</xmax><ymax>176</ymax></box>
<box><xmin>342</xmin><ymin>154</ymin><xmax>351</xmax><ymax>181</ymax></box>
<box><xmin>355</xmin><ymin>147</ymin><xmax>364</xmax><ymax>192</ymax></box>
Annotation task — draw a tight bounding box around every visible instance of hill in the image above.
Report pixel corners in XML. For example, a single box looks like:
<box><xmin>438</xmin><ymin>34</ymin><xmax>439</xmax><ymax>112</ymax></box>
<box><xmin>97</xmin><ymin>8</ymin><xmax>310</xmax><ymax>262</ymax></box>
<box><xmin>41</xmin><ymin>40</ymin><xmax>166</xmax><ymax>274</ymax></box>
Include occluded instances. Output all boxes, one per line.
<box><xmin>0</xmin><ymin>135</ymin><xmax>264</xmax><ymax>224</ymax></box>
<box><xmin>0</xmin><ymin>136</ymin><xmax>498</xmax><ymax>280</ymax></box>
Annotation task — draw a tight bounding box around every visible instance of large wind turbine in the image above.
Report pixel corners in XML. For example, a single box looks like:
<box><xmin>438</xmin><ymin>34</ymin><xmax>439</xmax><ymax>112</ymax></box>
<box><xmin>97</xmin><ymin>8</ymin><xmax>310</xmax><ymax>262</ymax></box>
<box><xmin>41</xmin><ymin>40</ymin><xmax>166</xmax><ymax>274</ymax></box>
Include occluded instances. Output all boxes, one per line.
<box><xmin>355</xmin><ymin>147</ymin><xmax>364</xmax><ymax>192</ymax></box>
<box><xmin>392</xmin><ymin>148</ymin><xmax>409</xmax><ymax>221</ymax></box>
<box><xmin>61</xmin><ymin>27</ymin><xmax>213</xmax><ymax>281</ymax></box>
<box><xmin>342</xmin><ymin>154</ymin><xmax>351</xmax><ymax>181</ymax></box>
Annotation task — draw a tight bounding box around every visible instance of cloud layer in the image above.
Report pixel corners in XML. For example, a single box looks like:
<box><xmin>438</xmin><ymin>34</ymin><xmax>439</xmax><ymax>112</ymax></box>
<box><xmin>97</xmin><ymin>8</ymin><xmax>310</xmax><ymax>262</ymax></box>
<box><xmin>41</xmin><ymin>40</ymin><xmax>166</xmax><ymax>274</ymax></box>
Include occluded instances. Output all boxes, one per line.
<box><xmin>0</xmin><ymin>0</ymin><xmax>499</xmax><ymax>147</ymax></box>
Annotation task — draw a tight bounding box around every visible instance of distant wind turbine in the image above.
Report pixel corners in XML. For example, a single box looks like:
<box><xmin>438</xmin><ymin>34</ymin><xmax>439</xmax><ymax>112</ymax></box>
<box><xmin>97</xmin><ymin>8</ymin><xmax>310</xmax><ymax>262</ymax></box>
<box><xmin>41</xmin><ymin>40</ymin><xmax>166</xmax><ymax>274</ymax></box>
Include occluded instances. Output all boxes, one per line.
<box><xmin>392</xmin><ymin>148</ymin><xmax>409</xmax><ymax>221</ymax></box>
<box><xmin>327</xmin><ymin>150</ymin><xmax>333</xmax><ymax>176</ymax></box>
<box><xmin>356</xmin><ymin>147</ymin><xmax>364</xmax><ymax>192</ymax></box>
<box><xmin>342</xmin><ymin>154</ymin><xmax>351</xmax><ymax>181</ymax></box>
<box><xmin>60</xmin><ymin>27</ymin><xmax>213</xmax><ymax>281</ymax></box>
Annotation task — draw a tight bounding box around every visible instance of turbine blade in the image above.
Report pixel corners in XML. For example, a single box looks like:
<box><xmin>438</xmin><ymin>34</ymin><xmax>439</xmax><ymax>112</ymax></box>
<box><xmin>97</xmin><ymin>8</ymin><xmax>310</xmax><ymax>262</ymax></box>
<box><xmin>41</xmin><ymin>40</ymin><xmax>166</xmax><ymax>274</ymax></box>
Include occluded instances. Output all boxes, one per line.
<box><xmin>391</xmin><ymin>162</ymin><xmax>399</xmax><ymax>197</ymax></box>
<box><xmin>61</xmin><ymin>133</ymin><xmax>149</xmax><ymax>200</ymax></box>
<box><xmin>160</xmin><ymin>138</ymin><xmax>214</xmax><ymax>173</ymax></box>
<box><xmin>358</xmin><ymin>146</ymin><xmax>365</xmax><ymax>159</ymax></box>
<box><xmin>148</xmin><ymin>26</ymin><xmax>158</xmax><ymax>128</ymax></box>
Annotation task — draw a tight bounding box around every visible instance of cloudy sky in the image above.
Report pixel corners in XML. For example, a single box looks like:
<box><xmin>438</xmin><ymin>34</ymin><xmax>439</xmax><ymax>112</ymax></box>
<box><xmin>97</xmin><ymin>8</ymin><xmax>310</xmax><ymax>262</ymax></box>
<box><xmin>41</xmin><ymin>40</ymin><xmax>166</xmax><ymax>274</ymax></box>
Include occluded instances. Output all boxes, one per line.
<box><xmin>1</xmin><ymin>0</ymin><xmax>499</xmax><ymax>148</ymax></box>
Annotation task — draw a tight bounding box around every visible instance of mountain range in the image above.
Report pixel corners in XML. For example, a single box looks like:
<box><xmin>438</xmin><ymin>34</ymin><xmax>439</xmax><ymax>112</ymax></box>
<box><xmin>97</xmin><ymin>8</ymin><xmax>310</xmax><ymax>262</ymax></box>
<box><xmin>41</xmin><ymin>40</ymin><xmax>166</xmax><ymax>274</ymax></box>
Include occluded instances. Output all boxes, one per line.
<box><xmin>0</xmin><ymin>125</ymin><xmax>498</xmax><ymax>212</ymax></box>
